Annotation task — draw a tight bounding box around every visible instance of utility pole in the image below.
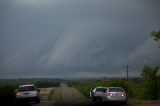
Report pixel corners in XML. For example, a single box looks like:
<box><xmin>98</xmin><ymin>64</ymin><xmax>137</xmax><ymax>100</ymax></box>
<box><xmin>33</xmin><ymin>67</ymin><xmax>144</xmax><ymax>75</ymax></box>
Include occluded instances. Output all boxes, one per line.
<box><xmin>127</xmin><ymin>65</ymin><xmax>128</xmax><ymax>82</ymax></box>
<box><xmin>103</xmin><ymin>76</ymin><xmax>105</xmax><ymax>86</ymax></box>
<box><xmin>126</xmin><ymin>64</ymin><xmax>129</xmax><ymax>85</ymax></box>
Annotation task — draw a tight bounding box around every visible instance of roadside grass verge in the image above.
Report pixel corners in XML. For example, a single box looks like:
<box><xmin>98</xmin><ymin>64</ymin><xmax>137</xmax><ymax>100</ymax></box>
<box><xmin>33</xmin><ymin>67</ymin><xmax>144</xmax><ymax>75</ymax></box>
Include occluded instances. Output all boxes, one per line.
<box><xmin>40</xmin><ymin>88</ymin><xmax>53</xmax><ymax>100</ymax></box>
<box><xmin>69</xmin><ymin>87</ymin><xmax>87</xmax><ymax>102</ymax></box>
<box><xmin>48</xmin><ymin>87</ymin><xmax>62</xmax><ymax>102</ymax></box>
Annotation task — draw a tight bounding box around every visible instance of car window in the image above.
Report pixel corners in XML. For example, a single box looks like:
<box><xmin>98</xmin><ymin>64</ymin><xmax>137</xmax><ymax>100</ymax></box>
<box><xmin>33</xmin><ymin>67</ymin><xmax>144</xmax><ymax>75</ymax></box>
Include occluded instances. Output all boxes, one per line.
<box><xmin>108</xmin><ymin>88</ymin><xmax>124</xmax><ymax>92</ymax></box>
<box><xmin>96</xmin><ymin>88</ymin><xmax>106</xmax><ymax>92</ymax></box>
<box><xmin>18</xmin><ymin>86</ymin><xmax>36</xmax><ymax>92</ymax></box>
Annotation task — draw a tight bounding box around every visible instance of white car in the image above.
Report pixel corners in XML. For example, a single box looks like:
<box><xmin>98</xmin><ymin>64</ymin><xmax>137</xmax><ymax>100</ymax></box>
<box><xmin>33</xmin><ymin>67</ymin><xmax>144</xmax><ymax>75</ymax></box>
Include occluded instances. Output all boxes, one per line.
<box><xmin>104</xmin><ymin>87</ymin><xmax>127</xmax><ymax>104</ymax></box>
<box><xmin>15</xmin><ymin>84</ymin><xmax>40</xmax><ymax>104</ymax></box>
<box><xmin>90</xmin><ymin>86</ymin><xmax>107</xmax><ymax>102</ymax></box>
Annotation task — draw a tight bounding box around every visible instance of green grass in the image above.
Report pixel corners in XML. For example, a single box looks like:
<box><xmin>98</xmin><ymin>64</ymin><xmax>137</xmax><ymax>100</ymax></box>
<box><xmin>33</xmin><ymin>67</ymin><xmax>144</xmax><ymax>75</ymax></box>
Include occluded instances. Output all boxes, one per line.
<box><xmin>69</xmin><ymin>87</ymin><xmax>86</xmax><ymax>102</ymax></box>
<box><xmin>48</xmin><ymin>87</ymin><xmax>62</xmax><ymax>102</ymax></box>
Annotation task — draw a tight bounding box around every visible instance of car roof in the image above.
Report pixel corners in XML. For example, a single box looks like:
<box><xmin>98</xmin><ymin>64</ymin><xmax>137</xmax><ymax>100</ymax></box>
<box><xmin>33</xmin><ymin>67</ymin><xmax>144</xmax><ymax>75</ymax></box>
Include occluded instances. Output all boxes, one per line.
<box><xmin>107</xmin><ymin>87</ymin><xmax>123</xmax><ymax>89</ymax></box>
<box><xmin>96</xmin><ymin>86</ymin><xmax>107</xmax><ymax>88</ymax></box>
<box><xmin>19</xmin><ymin>84</ymin><xmax>35</xmax><ymax>87</ymax></box>
<box><xmin>95</xmin><ymin>86</ymin><xmax>107</xmax><ymax>89</ymax></box>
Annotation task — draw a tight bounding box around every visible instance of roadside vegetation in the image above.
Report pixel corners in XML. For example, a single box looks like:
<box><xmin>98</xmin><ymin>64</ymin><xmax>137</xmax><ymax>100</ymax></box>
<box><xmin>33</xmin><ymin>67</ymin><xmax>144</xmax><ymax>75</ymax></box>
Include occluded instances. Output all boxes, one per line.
<box><xmin>40</xmin><ymin>88</ymin><xmax>54</xmax><ymax>100</ymax></box>
<box><xmin>0</xmin><ymin>84</ymin><xmax>17</xmax><ymax>102</ymax></box>
<box><xmin>48</xmin><ymin>87</ymin><xmax>62</xmax><ymax>102</ymax></box>
<box><xmin>70</xmin><ymin>87</ymin><xmax>86</xmax><ymax>101</ymax></box>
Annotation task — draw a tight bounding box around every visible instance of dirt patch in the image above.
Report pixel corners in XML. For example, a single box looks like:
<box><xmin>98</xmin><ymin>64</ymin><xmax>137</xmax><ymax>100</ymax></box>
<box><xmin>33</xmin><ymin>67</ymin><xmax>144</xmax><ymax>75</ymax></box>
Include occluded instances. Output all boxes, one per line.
<box><xmin>40</xmin><ymin>88</ymin><xmax>53</xmax><ymax>95</ymax></box>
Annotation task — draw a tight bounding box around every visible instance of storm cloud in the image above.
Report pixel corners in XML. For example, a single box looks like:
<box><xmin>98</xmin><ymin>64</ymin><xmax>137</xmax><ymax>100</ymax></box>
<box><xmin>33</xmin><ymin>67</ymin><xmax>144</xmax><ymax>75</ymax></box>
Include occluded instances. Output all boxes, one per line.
<box><xmin>0</xmin><ymin>0</ymin><xmax>160</xmax><ymax>78</ymax></box>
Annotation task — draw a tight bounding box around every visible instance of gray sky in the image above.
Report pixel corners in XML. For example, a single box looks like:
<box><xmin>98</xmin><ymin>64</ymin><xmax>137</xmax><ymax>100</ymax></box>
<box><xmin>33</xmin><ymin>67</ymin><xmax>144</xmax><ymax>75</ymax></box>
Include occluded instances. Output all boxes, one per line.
<box><xmin>1</xmin><ymin>0</ymin><xmax>160</xmax><ymax>78</ymax></box>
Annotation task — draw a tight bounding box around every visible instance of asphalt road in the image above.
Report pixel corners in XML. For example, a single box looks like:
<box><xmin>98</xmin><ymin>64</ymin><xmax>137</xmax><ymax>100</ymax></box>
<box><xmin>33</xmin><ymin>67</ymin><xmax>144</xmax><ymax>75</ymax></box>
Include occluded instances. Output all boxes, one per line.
<box><xmin>61</xmin><ymin>83</ymin><xmax>73</xmax><ymax>103</ymax></box>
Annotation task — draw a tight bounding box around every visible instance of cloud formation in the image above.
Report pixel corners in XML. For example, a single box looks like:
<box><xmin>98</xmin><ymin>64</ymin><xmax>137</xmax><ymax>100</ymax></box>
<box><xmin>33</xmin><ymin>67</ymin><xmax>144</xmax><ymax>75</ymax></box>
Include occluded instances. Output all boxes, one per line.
<box><xmin>1</xmin><ymin>0</ymin><xmax>160</xmax><ymax>78</ymax></box>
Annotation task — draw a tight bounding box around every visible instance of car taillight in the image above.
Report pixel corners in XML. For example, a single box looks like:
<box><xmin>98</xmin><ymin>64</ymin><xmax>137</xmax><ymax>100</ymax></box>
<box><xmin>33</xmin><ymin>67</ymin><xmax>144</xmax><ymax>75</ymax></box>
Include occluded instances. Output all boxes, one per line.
<box><xmin>33</xmin><ymin>91</ymin><xmax>37</xmax><ymax>94</ymax></box>
<box><xmin>106</xmin><ymin>92</ymin><xmax>112</xmax><ymax>96</ymax></box>
<box><xmin>121</xmin><ymin>93</ymin><xmax>127</xmax><ymax>96</ymax></box>
<box><xmin>16</xmin><ymin>92</ymin><xmax>20</xmax><ymax>96</ymax></box>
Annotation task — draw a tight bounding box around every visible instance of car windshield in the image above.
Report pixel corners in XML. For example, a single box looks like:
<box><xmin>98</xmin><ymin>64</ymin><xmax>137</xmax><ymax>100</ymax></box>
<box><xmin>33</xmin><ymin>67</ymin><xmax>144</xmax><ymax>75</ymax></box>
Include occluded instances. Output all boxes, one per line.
<box><xmin>18</xmin><ymin>86</ymin><xmax>36</xmax><ymax>92</ymax></box>
<box><xmin>108</xmin><ymin>88</ymin><xmax>124</xmax><ymax>92</ymax></box>
<box><xmin>96</xmin><ymin>88</ymin><xmax>106</xmax><ymax>92</ymax></box>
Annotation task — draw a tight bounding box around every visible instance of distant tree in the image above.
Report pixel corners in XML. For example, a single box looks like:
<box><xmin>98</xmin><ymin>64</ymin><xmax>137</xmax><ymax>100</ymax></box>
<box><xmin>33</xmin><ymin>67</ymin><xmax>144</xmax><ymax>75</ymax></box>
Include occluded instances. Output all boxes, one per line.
<box><xmin>140</xmin><ymin>30</ymin><xmax>160</xmax><ymax>100</ymax></box>
<box><xmin>141</xmin><ymin>65</ymin><xmax>160</xmax><ymax>79</ymax></box>
<box><xmin>151</xmin><ymin>30</ymin><xmax>160</xmax><ymax>47</ymax></box>
<box><xmin>141</xmin><ymin>65</ymin><xmax>160</xmax><ymax>100</ymax></box>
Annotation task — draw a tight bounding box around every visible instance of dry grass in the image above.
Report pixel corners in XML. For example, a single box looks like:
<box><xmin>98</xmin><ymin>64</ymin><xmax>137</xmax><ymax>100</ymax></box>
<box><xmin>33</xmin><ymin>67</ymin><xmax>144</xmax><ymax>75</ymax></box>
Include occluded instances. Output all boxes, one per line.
<box><xmin>40</xmin><ymin>88</ymin><xmax>54</xmax><ymax>100</ymax></box>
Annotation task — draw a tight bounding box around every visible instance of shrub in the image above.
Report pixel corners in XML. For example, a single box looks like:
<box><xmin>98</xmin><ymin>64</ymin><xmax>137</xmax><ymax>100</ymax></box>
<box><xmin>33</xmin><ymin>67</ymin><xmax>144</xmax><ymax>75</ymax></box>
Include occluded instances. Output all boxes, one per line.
<box><xmin>0</xmin><ymin>84</ymin><xmax>17</xmax><ymax>102</ymax></box>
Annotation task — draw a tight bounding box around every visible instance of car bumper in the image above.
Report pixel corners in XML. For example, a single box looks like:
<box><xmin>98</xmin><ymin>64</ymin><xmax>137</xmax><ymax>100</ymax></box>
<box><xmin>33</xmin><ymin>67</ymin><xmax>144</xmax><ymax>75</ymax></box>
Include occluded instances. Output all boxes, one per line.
<box><xmin>16</xmin><ymin>96</ymin><xmax>40</xmax><ymax>102</ymax></box>
<box><xmin>105</xmin><ymin>96</ymin><xmax>127</xmax><ymax>102</ymax></box>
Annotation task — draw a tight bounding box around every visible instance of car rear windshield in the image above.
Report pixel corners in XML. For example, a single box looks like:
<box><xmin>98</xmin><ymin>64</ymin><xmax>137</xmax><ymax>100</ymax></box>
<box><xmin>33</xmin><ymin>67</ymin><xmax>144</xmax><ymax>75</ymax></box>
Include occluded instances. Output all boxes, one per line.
<box><xmin>96</xmin><ymin>88</ymin><xmax>107</xmax><ymax>92</ymax></box>
<box><xmin>18</xmin><ymin>86</ymin><xmax>36</xmax><ymax>92</ymax></box>
<box><xmin>108</xmin><ymin>88</ymin><xmax>124</xmax><ymax>92</ymax></box>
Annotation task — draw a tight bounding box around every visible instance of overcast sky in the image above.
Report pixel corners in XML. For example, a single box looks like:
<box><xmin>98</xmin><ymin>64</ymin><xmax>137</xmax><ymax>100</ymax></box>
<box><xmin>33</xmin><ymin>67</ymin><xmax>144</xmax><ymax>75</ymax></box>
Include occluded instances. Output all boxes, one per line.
<box><xmin>0</xmin><ymin>0</ymin><xmax>160</xmax><ymax>78</ymax></box>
